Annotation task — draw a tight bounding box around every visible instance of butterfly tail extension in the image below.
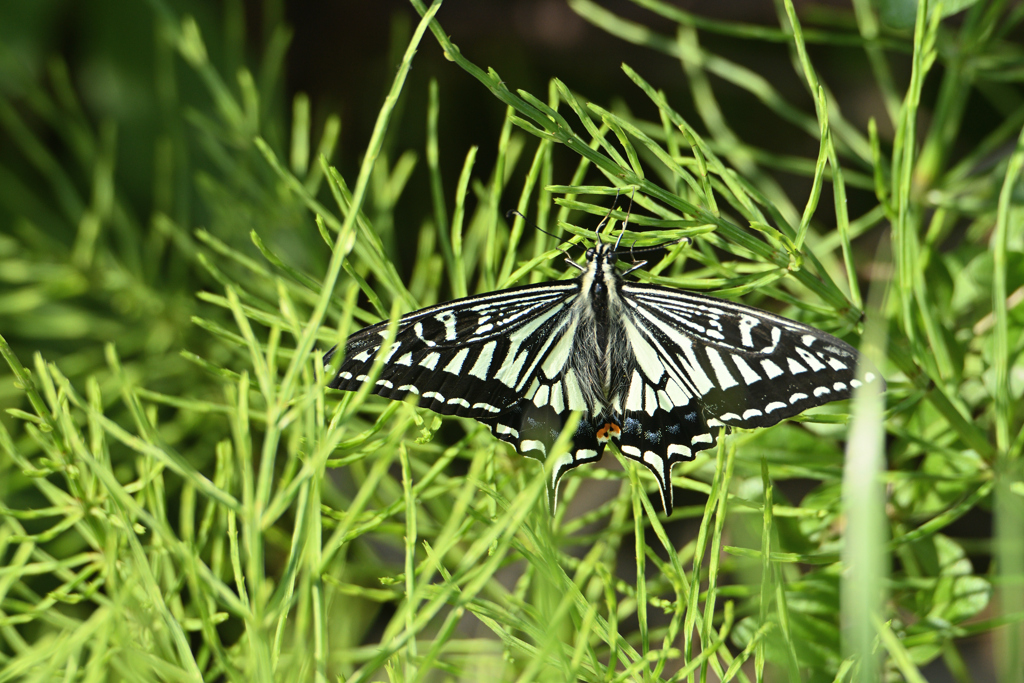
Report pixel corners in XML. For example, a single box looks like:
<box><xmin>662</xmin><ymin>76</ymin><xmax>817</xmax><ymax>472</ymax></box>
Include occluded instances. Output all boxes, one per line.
<box><xmin>480</xmin><ymin>404</ymin><xmax>605</xmax><ymax>514</ymax></box>
<box><xmin>616</xmin><ymin>407</ymin><xmax>709</xmax><ymax>515</ymax></box>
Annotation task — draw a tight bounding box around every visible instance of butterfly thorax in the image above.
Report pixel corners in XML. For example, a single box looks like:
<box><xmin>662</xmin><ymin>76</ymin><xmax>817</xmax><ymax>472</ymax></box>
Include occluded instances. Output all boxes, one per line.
<box><xmin>567</xmin><ymin>243</ymin><xmax>634</xmax><ymax>416</ymax></box>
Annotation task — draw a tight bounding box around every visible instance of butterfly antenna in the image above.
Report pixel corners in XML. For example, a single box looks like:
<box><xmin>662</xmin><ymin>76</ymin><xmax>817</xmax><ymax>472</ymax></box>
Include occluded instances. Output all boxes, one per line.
<box><xmin>613</xmin><ymin>189</ymin><xmax>636</xmax><ymax>251</ymax></box>
<box><xmin>506</xmin><ymin>209</ymin><xmax>564</xmax><ymax>243</ymax></box>
<box><xmin>595</xmin><ymin>188</ymin><xmax>624</xmax><ymax>245</ymax></box>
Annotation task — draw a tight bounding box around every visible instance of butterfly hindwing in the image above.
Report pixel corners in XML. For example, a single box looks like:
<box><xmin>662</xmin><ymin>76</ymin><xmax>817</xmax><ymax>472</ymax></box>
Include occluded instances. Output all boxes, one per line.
<box><xmin>479</xmin><ymin>401</ymin><xmax>605</xmax><ymax>510</ymax></box>
<box><xmin>609</xmin><ymin>312</ymin><xmax>716</xmax><ymax>514</ymax></box>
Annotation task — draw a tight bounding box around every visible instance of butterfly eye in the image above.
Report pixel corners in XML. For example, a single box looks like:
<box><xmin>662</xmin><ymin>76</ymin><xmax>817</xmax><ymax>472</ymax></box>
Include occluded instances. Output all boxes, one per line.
<box><xmin>585</xmin><ymin>248</ymin><xmax>595</xmax><ymax>258</ymax></box>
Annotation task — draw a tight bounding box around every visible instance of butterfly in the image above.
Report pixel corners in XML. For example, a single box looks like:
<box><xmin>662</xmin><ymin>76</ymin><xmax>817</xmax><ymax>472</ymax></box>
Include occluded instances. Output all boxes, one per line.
<box><xmin>323</xmin><ymin>219</ymin><xmax>884</xmax><ymax>514</ymax></box>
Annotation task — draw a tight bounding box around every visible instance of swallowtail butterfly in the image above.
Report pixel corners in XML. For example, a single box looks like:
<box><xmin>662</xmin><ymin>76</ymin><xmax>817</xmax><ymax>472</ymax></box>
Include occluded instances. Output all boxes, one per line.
<box><xmin>324</xmin><ymin>224</ymin><xmax>884</xmax><ymax>514</ymax></box>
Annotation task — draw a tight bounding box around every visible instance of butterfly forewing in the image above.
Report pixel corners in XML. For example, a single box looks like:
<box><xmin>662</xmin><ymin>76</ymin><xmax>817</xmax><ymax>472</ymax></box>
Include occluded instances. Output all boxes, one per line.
<box><xmin>326</xmin><ymin>281</ymin><xmax>580</xmax><ymax>419</ymax></box>
<box><xmin>621</xmin><ymin>283</ymin><xmax>875</xmax><ymax>423</ymax></box>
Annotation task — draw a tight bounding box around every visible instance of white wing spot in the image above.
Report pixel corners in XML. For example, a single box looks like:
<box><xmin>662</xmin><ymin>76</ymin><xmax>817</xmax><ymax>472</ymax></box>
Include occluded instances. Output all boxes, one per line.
<box><xmin>731</xmin><ymin>355</ymin><xmax>761</xmax><ymax>385</ymax></box>
<box><xmin>692</xmin><ymin>433</ymin><xmax>714</xmax><ymax>445</ymax></box>
<box><xmin>564</xmin><ymin>370</ymin><xmax>586</xmax><ymax>410</ymax></box>
<box><xmin>381</xmin><ymin>341</ymin><xmax>402</xmax><ymax>364</ymax></box>
<box><xmin>623</xmin><ymin>319</ymin><xmax>665</xmax><ymax>383</ymax></box>
<box><xmin>667</xmin><ymin>444</ymin><xmax>692</xmax><ymax>458</ymax></box>
<box><xmin>435</xmin><ymin>310</ymin><xmax>458</xmax><ymax>341</ymax></box>
<box><xmin>542</xmin><ymin>327</ymin><xmax>575</xmax><ymax>379</ymax></box>
<box><xmin>719</xmin><ymin>412</ymin><xmax>741</xmax><ymax>421</ymax></box>
<box><xmin>532</xmin><ymin>384</ymin><xmax>550</xmax><ymax>408</ymax></box>
<box><xmin>549</xmin><ymin>382</ymin><xmax>565</xmax><ymax>414</ymax></box>
<box><xmin>495</xmin><ymin>348</ymin><xmax>530</xmax><ymax>388</ymax></box>
<box><xmin>550</xmin><ymin>452</ymin><xmax>574</xmax><ymax>488</ymax></box>
<box><xmin>657</xmin><ymin>389</ymin><xmax>673</xmax><ymax>411</ymax></box>
<box><xmin>664</xmin><ymin>379</ymin><xmax>690</xmax><ymax>407</ymax></box>
<box><xmin>472</xmin><ymin>402</ymin><xmax>501</xmax><ymax>413</ymax></box>
<box><xmin>496</xmin><ymin>424</ymin><xmax>518</xmax><ymax>438</ymax></box>
<box><xmin>739</xmin><ymin>315</ymin><xmax>759</xmax><ymax>348</ymax></box>
<box><xmin>644</xmin><ymin>384</ymin><xmax>658</xmax><ymax>416</ymax></box>
<box><xmin>813</xmin><ymin>386</ymin><xmax>831</xmax><ymax>397</ymax></box>
<box><xmin>468</xmin><ymin>341</ymin><xmax>497</xmax><ymax>380</ymax></box>
<box><xmin>761</xmin><ymin>326</ymin><xmax>781</xmax><ymax>353</ymax></box>
<box><xmin>447</xmin><ymin>398</ymin><xmax>471</xmax><ymax>408</ymax></box>
<box><xmin>833</xmin><ymin>382</ymin><xmax>847</xmax><ymax>391</ymax></box>
<box><xmin>850</xmin><ymin>379</ymin><xmax>863</xmax><ymax>389</ymax></box>
<box><xmin>396</xmin><ymin>352</ymin><xmax>413</xmax><ymax>367</ymax></box>
<box><xmin>376</xmin><ymin>379</ymin><xmax>393</xmax><ymax>389</ymax></box>
<box><xmin>765</xmin><ymin>401</ymin><xmax>787</xmax><ymax>413</ymax></box>
<box><xmin>521</xmin><ymin>439</ymin><xmax>546</xmax><ymax>456</ymax></box>
<box><xmin>801</xmin><ymin>334</ymin><xmax>817</xmax><ymax>347</ymax></box>
<box><xmin>525</xmin><ymin>378</ymin><xmax>540</xmax><ymax>400</ymax></box>
<box><xmin>795</xmin><ymin>347</ymin><xmax>826</xmax><ymax>371</ymax></box>
<box><xmin>790</xmin><ymin>392</ymin><xmax>808</xmax><ymax>404</ymax></box>
<box><xmin>826</xmin><ymin>357</ymin><xmax>849</xmax><ymax>371</ymax></box>
<box><xmin>761</xmin><ymin>359</ymin><xmax>784</xmax><ymax>379</ymax></box>
<box><xmin>352</xmin><ymin>349</ymin><xmax>373</xmax><ymax>363</ymax></box>
<box><xmin>643</xmin><ymin>451</ymin><xmax>665</xmax><ymax>477</ymax></box>
<box><xmin>419</xmin><ymin>352</ymin><xmax>441</xmax><ymax>370</ymax></box>
<box><xmin>414</xmin><ymin>322</ymin><xmax>437</xmax><ymax>347</ymax></box>
<box><xmin>786</xmin><ymin>357</ymin><xmax>807</xmax><ymax>374</ymax></box>
<box><xmin>705</xmin><ymin>347</ymin><xmax>738</xmax><ymax>389</ymax></box>
<box><xmin>742</xmin><ymin>409</ymin><xmax>763</xmax><ymax>420</ymax></box>
<box><xmin>443</xmin><ymin>348</ymin><xmax>470</xmax><ymax>375</ymax></box>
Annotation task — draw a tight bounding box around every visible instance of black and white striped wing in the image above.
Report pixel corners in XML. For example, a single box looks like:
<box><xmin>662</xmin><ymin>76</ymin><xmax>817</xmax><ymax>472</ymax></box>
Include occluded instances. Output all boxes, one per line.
<box><xmin>324</xmin><ymin>281</ymin><xmax>602</xmax><ymax>501</ymax></box>
<box><xmin>325</xmin><ymin>282</ymin><xmax>577</xmax><ymax>415</ymax></box>
<box><xmin>613</xmin><ymin>282</ymin><xmax>884</xmax><ymax>511</ymax></box>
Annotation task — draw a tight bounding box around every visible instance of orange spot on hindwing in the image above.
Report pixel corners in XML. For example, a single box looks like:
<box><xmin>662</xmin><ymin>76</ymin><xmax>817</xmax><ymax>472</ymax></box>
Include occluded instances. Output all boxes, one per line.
<box><xmin>596</xmin><ymin>422</ymin><xmax>622</xmax><ymax>443</ymax></box>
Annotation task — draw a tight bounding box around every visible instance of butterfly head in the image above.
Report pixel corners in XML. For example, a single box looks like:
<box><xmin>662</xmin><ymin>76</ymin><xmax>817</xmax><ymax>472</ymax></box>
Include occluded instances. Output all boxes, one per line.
<box><xmin>585</xmin><ymin>242</ymin><xmax>620</xmax><ymax>265</ymax></box>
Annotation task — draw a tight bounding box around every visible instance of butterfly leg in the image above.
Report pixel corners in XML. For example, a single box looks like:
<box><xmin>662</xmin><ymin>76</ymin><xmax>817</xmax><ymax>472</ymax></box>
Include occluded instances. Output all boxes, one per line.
<box><xmin>620</xmin><ymin>259</ymin><xmax>649</xmax><ymax>277</ymax></box>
